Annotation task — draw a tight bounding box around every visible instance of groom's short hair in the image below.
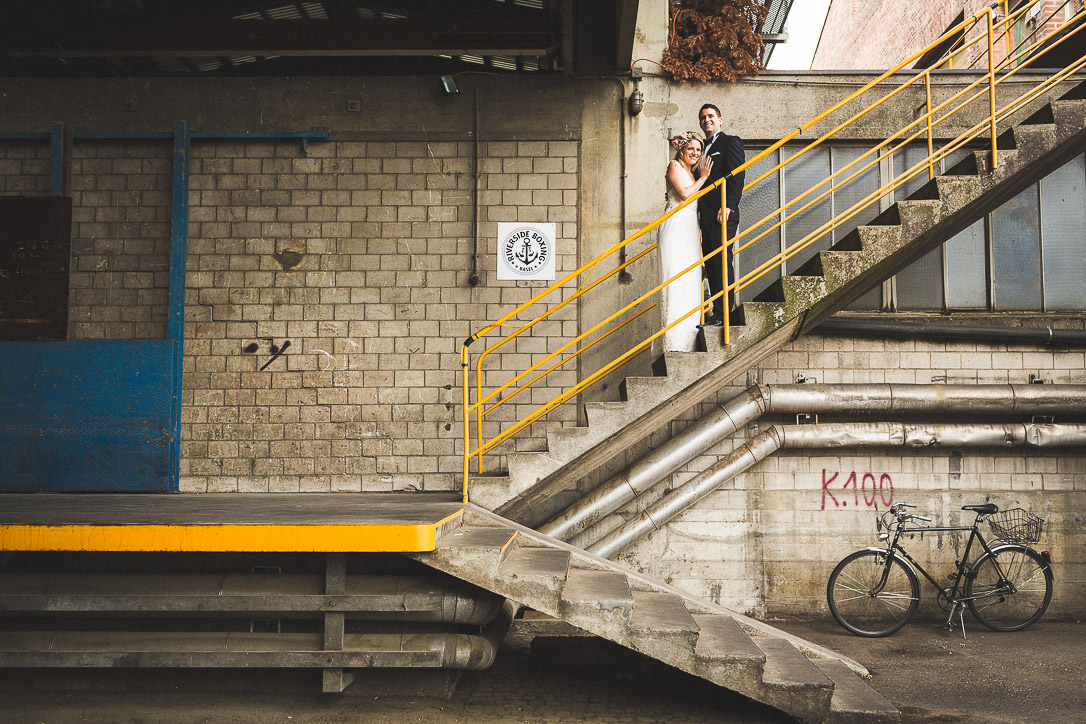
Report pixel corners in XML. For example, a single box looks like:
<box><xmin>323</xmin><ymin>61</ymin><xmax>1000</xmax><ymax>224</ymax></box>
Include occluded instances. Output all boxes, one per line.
<box><xmin>699</xmin><ymin>103</ymin><xmax>721</xmax><ymax>117</ymax></box>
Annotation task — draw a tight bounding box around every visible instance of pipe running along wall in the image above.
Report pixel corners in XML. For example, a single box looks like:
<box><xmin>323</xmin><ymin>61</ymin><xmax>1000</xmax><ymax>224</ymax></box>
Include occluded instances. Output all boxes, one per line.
<box><xmin>584</xmin><ymin>421</ymin><xmax>1086</xmax><ymax>559</ymax></box>
<box><xmin>538</xmin><ymin>383</ymin><xmax>1086</xmax><ymax>542</ymax></box>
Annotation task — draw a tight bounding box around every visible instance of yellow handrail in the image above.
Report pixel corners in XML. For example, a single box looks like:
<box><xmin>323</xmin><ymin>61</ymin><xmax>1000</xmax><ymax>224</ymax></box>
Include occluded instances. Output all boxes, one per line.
<box><xmin>459</xmin><ymin>1</ymin><xmax>1086</xmax><ymax>501</ymax></box>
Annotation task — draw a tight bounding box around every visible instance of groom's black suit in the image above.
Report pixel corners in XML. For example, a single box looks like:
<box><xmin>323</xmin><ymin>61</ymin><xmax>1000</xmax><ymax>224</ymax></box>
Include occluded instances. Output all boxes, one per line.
<box><xmin>694</xmin><ymin>131</ymin><xmax>745</xmax><ymax>318</ymax></box>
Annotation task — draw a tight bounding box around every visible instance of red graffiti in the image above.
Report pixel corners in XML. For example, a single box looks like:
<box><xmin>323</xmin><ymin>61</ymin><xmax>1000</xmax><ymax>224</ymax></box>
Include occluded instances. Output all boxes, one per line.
<box><xmin>821</xmin><ymin>469</ymin><xmax>894</xmax><ymax>510</ymax></box>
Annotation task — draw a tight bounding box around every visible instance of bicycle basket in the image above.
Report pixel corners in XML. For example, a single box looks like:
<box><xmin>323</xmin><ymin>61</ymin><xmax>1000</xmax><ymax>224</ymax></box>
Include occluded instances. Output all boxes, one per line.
<box><xmin>987</xmin><ymin>508</ymin><xmax>1044</xmax><ymax>544</ymax></box>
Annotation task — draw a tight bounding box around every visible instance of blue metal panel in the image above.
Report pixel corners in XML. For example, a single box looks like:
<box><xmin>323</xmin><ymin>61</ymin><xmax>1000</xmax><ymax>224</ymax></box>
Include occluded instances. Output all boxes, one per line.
<box><xmin>0</xmin><ymin>340</ymin><xmax>175</xmax><ymax>492</ymax></box>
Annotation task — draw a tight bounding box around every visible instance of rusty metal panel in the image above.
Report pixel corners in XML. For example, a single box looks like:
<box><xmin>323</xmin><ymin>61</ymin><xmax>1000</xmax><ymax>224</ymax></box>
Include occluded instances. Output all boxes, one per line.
<box><xmin>0</xmin><ymin>340</ymin><xmax>174</xmax><ymax>491</ymax></box>
<box><xmin>0</xmin><ymin>196</ymin><xmax>72</xmax><ymax>341</ymax></box>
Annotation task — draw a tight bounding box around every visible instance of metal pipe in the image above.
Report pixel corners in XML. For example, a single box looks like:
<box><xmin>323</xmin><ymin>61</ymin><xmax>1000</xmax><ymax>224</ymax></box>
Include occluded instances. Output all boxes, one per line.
<box><xmin>587</xmin><ymin>428</ymin><xmax>782</xmax><ymax>559</ymax></box>
<box><xmin>0</xmin><ymin>573</ymin><xmax>504</xmax><ymax>626</ymax></box>
<box><xmin>538</xmin><ymin>385</ymin><xmax>767</xmax><ymax>540</ymax></box>
<box><xmin>541</xmin><ymin>383</ymin><xmax>1086</xmax><ymax>543</ymax></box>
<box><xmin>586</xmin><ymin>422</ymin><xmax>1086</xmax><ymax>558</ymax></box>
<box><xmin>815</xmin><ymin>317</ymin><xmax>1086</xmax><ymax>347</ymax></box>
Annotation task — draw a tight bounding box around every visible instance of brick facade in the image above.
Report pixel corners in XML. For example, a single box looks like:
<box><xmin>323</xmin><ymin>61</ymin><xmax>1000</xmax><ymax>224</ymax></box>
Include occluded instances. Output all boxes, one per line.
<box><xmin>813</xmin><ymin>0</ymin><xmax>1079</xmax><ymax>70</ymax></box>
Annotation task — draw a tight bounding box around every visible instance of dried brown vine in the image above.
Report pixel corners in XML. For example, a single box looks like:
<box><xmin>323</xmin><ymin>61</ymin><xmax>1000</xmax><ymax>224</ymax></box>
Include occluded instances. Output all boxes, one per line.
<box><xmin>663</xmin><ymin>0</ymin><xmax>768</xmax><ymax>82</ymax></box>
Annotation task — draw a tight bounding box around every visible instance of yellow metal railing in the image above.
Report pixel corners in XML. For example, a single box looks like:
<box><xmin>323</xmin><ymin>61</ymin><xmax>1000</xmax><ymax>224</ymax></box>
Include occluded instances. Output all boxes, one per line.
<box><xmin>459</xmin><ymin>0</ymin><xmax>1086</xmax><ymax>502</ymax></box>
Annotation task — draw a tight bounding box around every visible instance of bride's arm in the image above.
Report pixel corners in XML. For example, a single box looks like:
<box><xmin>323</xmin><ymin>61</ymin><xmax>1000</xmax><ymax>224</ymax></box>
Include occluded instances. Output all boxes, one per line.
<box><xmin>666</xmin><ymin>157</ymin><xmax>714</xmax><ymax>200</ymax></box>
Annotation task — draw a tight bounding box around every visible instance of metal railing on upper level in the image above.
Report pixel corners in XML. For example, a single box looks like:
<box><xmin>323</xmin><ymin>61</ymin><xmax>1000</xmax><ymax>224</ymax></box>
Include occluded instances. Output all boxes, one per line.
<box><xmin>459</xmin><ymin>0</ymin><xmax>1086</xmax><ymax>502</ymax></box>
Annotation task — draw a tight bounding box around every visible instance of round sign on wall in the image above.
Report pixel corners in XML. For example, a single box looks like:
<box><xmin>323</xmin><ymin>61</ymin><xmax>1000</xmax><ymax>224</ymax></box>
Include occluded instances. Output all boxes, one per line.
<box><xmin>497</xmin><ymin>223</ymin><xmax>556</xmax><ymax>280</ymax></box>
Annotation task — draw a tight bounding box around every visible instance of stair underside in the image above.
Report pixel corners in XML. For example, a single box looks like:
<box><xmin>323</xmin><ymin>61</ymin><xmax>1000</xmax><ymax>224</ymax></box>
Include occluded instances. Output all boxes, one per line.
<box><xmin>410</xmin><ymin>505</ymin><xmax>899</xmax><ymax>723</ymax></box>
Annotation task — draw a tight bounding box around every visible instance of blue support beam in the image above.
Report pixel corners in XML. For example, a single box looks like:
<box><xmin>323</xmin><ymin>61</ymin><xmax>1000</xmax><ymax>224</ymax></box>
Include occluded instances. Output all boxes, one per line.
<box><xmin>167</xmin><ymin>121</ymin><xmax>191</xmax><ymax>492</ymax></box>
<box><xmin>49</xmin><ymin>122</ymin><xmax>65</xmax><ymax>196</ymax></box>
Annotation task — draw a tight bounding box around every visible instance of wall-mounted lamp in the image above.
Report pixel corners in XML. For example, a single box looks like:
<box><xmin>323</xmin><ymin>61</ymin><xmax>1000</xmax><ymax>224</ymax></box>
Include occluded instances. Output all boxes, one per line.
<box><xmin>628</xmin><ymin>88</ymin><xmax>644</xmax><ymax>116</ymax></box>
<box><xmin>441</xmin><ymin>75</ymin><xmax>459</xmax><ymax>94</ymax></box>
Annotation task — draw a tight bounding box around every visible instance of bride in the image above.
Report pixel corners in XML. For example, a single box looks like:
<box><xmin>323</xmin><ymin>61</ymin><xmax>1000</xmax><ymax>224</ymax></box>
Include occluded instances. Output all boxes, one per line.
<box><xmin>658</xmin><ymin>131</ymin><xmax>713</xmax><ymax>352</ymax></box>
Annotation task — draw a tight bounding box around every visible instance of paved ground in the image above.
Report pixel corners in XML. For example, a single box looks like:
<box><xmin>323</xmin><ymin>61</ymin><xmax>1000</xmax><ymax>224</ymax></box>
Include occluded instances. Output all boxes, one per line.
<box><xmin>776</xmin><ymin>619</ymin><xmax>1086</xmax><ymax>724</ymax></box>
<box><xmin>0</xmin><ymin>620</ymin><xmax>1082</xmax><ymax>723</ymax></box>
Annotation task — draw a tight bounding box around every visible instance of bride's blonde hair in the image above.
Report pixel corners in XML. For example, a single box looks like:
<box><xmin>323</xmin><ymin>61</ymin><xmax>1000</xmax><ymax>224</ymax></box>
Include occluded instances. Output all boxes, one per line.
<box><xmin>670</xmin><ymin>131</ymin><xmax>704</xmax><ymax>161</ymax></box>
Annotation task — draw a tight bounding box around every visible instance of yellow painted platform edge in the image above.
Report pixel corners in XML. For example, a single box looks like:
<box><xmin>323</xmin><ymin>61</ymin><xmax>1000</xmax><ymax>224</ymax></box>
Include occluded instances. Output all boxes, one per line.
<box><xmin>0</xmin><ymin>509</ymin><xmax>464</xmax><ymax>553</ymax></box>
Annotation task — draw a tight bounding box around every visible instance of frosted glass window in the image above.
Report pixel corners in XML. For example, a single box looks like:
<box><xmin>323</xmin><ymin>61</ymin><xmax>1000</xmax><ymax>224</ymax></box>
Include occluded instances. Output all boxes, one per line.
<box><xmin>897</xmin><ymin>245</ymin><xmax>945</xmax><ymax>310</ymax></box>
<box><xmin>991</xmin><ymin>185</ymin><xmax>1043</xmax><ymax>311</ymax></box>
<box><xmin>831</xmin><ymin>146</ymin><xmax>881</xmax><ymax>243</ymax></box>
<box><xmin>944</xmin><ymin>219</ymin><xmax>988</xmax><ymax>308</ymax></box>
<box><xmin>783</xmin><ymin>146</ymin><xmax>832</xmax><ymax>274</ymax></box>
<box><xmin>1040</xmin><ymin>153</ymin><xmax>1086</xmax><ymax>310</ymax></box>
<box><xmin>735</xmin><ymin>149</ymin><xmax>783</xmax><ymax>303</ymax></box>
<box><xmin>893</xmin><ymin>145</ymin><xmax>935</xmax><ymax>200</ymax></box>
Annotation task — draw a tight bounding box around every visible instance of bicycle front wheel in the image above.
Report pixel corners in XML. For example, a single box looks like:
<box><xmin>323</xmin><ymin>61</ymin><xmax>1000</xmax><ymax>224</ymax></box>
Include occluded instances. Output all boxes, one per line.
<box><xmin>966</xmin><ymin>545</ymin><xmax>1052</xmax><ymax>632</ymax></box>
<box><xmin>827</xmin><ymin>549</ymin><xmax>920</xmax><ymax>637</ymax></box>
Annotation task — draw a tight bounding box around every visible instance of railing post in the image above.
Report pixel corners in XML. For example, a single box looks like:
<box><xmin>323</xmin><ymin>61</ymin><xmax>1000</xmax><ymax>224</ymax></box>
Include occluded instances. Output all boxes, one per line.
<box><xmin>461</xmin><ymin>344</ymin><xmax>471</xmax><ymax>503</ymax></box>
<box><xmin>988</xmin><ymin>7</ymin><xmax>999</xmax><ymax>169</ymax></box>
<box><xmin>925</xmin><ymin>73</ymin><xmax>935</xmax><ymax>180</ymax></box>
<box><xmin>721</xmin><ymin>186</ymin><xmax>730</xmax><ymax>346</ymax></box>
<box><xmin>1001</xmin><ymin>1</ymin><xmax>1012</xmax><ymax>66</ymax></box>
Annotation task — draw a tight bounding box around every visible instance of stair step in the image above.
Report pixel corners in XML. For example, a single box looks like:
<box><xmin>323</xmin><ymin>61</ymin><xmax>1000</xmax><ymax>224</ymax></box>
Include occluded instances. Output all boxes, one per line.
<box><xmin>559</xmin><ymin>568</ymin><xmax>633</xmax><ymax>620</ymax></box>
<box><xmin>691</xmin><ymin>613</ymin><xmax>765</xmax><ymax>689</ymax></box>
<box><xmin>813</xmin><ymin>657</ymin><xmax>901</xmax><ymax>724</ymax></box>
<box><xmin>755</xmin><ymin>637</ymin><xmax>835</xmax><ymax>722</ymax></box>
<box><xmin>545</xmin><ymin>426</ymin><xmax>593</xmax><ymax>455</ymax></box>
<box><xmin>628</xmin><ymin>591</ymin><xmax>699</xmax><ymax>662</ymax></box>
<box><xmin>780</xmin><ymin>275</ymin><xmax>828</xmax><ymax>316</ymax></box>
<box><xmin>496</xmin><ymin>544</ymin><xmax>570</xmax><ymax>612</ymax></box>
<box><xmin>437</xmin><ymin>525</ymin><xmax>518</xmax><ymax>564</ymax></box>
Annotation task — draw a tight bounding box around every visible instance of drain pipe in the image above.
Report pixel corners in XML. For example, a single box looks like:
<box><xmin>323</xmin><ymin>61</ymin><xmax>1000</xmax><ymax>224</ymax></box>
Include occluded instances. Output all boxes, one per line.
<box><xmin>540</xmin><ymin>383</ymin><xmax>1086</xmax><ymax>542</ymax></box>
<box><xmin>585</xmin><ymin>422</ymin><xmax>1086</xmax><ymax>559</ymax></box>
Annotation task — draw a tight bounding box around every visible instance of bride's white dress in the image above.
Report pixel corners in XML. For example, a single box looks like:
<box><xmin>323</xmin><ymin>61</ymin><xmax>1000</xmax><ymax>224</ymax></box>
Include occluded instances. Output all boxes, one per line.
<box><xmin>657</xmin><ymin>161</ymin><xmax>703</xmax><ymax>352</ymax></box>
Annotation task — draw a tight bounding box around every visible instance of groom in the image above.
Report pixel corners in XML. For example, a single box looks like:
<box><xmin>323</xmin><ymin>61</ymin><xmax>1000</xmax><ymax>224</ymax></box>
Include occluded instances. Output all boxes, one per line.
<box><xmin>694</xmin><ymin>103</ymin><xmax>745</xmax><ymax>326</ymax></box>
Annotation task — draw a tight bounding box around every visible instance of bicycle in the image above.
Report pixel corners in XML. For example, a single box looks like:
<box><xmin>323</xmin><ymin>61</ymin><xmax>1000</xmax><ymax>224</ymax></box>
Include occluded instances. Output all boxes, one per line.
<box><xmin>827</xmin><ymin>502</ymin><xmax>1053</xmax><ymax>638</ymax></box>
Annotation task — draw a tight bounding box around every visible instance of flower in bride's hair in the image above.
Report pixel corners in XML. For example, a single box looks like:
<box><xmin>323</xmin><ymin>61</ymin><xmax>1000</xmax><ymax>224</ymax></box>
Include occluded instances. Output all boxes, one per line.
<box><xmin>670</xmin><ymin>131</ymin><xmax>697</xmax><ymax>150</ymax></box>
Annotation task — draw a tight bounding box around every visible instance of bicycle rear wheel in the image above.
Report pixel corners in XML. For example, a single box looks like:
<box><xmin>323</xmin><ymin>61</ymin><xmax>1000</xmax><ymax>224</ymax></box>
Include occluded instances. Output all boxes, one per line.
<box><xmin>827</xmin><ymin>549</ymin><xmax>920</xmax><ymax>637</ymax></box>
<box><xmin>966</xmin><ymin>545</ymin><xmax>1052</xmax><ymax>632</ymax></box>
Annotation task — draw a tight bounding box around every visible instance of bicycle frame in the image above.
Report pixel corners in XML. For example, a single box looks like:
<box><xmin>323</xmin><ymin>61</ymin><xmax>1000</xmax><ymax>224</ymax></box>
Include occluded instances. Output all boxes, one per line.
<box><xmin>877</xmin><ymin>518</ymin><xmax>1015</xmax><ymax>606</ymax></box>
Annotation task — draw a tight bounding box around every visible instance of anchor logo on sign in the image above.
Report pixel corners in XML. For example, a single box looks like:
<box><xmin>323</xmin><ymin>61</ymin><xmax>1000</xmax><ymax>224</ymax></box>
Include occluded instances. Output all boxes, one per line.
<box><xmin>514</xmin><ymin>239</ymin><xmax>539</xmax><ymax>268</ymax></box>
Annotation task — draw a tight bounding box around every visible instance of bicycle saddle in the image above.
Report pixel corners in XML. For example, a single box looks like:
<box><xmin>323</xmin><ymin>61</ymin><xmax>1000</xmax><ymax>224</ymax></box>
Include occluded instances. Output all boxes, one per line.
<box><xmin>962</xmin><ymin>503</ymin><xmax>999</xmax><ymax>515</ymax></box>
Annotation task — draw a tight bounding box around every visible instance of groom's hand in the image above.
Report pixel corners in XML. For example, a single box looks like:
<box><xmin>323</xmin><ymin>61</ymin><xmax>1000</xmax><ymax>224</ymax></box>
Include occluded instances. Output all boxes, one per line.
<box><xmin>716</xmin><ymin>208</ymin><xmax>732</xmax><ymax>223</ymax></box>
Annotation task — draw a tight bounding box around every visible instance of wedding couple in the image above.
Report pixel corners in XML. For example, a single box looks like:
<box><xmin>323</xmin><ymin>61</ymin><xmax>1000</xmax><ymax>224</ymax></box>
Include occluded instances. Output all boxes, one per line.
<box><xmin>657</xmin><ymin>104</ymin><xmax>745</xmax><ymax>352</ymax></box>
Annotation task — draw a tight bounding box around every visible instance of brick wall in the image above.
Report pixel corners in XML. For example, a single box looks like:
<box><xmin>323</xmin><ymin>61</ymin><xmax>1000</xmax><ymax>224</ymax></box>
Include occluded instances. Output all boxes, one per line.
<box><xmin>69</xmin><ymin>143</ymin><xmax>172</xmax><ymax>340</ymax></box>
<box><xmin>0</xmin><ymin>135</ymin><xmax>581</xmax><ymax>493</ymax></box>
<box><xmin>0</xmin><ymin>141</ymin><xmax>171</xmax><ymax>340</ymax></box>
<box><xmin>612</xmin><ymin>336</ymin><xmax>1086</xmax><ymax>618</ymax></box>
<box><xmin>179</xmin><ymin>138</ymin><xmax>580</xmax><ymax>493</ymax></box>
<box><xmin>812</xmin><ymin>0</ymin><xmax>1071</xmax><ymax>70</ymax></box>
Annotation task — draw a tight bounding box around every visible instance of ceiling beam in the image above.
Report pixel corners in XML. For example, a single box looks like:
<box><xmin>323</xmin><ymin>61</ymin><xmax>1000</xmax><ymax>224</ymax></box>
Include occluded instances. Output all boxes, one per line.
<box><xmin>1</xmin><ymin>18</ymin><xmax>560</xmax><ymax>58</ymax></box>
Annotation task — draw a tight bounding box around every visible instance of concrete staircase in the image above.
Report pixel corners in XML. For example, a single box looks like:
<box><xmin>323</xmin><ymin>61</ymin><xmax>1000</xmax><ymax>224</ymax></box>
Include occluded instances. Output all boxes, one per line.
<box><xmin>482</xmin><ymin>77</ymin><xmax>1086</xmax><ymax>524</ymax></box>
<box><xmin>410</xmin><ymin>505</ymin><xmax>899</xmax><ymax>723</ymax></box>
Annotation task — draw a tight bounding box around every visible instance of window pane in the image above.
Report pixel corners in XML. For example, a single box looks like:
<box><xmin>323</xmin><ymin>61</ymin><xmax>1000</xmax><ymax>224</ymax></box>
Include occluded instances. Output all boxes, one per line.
<box><xmin>847</xmin><ymin>284</ymin><xmax>882</xmax><ymax>310</ymax></box>
<box><xmin>1040</xmin><ymin>153</ymin><xmax>1086</xmax><ymax>311</ymax></box>
<box><xmin>782</xmin><ymin>146</ymin><xmax>832</xmax><ymax>274</ymax></box>
<box><xmin>893</xmin><ymin>145</ymin><xmax>934</xmax><ymax>200</ymax></box>
<box><xmin>896</xmin><ymin>245</ymin><xmax>945</xmax><ymax>310</ymax></box>
<box><xmin>991</xmin><ymin>185</ymin><xmax>1043</xmax><ymax>310</ymax></box>
<box><xmin>945</xmin><ymin>219</ymin><xmax>988</xmax><ymax>308</ymax></box>
<box><xmin>831</xmin><ymin>146</ymin><xmax>881</xmax><ymax>242</ymax></box>
<box><xmin>735</xmin><ymin>149</ymin><xmax>782</xmax><ymax>303</ymax></box>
